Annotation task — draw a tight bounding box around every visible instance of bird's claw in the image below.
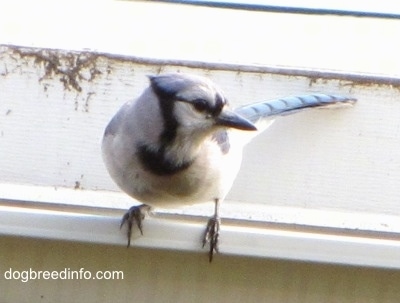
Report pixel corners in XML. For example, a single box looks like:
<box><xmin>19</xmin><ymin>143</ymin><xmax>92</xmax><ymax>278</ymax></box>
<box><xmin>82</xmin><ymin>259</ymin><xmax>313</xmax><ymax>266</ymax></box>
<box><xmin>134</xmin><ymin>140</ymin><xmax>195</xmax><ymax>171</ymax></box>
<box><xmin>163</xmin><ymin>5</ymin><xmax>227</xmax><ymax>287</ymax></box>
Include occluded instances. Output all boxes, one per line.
<box><xmin>120</xmin><ymin>205</ymin><xmax>148</xmax><ymax>247</ymax></box>
<box><xmin>202</xmin><ymin>216</ymin><xmax>220</xmax><ymax>262</ymax></box>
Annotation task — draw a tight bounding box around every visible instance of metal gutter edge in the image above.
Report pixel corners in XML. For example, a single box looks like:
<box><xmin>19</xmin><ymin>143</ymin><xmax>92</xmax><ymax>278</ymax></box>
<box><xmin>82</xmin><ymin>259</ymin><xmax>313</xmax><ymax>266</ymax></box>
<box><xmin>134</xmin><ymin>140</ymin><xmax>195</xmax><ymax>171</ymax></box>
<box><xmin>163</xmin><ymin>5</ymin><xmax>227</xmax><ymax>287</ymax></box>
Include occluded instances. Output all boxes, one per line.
<box><xmin>1</xmin><ymin>205</ymin><xmax>400</xmax><ymax>269</ymax></box>
<box><xmin>2</xmin><ymin>44</ymin><xmax>400</xmax><ymax>87</ymax></box>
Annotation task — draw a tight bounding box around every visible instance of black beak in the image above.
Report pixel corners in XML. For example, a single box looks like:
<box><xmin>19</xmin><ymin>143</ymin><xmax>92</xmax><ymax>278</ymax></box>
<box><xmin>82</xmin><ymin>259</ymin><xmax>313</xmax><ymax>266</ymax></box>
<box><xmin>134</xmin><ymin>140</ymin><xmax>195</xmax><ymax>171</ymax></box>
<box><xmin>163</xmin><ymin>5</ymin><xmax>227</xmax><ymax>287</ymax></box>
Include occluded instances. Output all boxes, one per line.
<box><xmin>216</xmin><ymin>110</ymin><xmax>257</xmax><ymax>131</ymax></box>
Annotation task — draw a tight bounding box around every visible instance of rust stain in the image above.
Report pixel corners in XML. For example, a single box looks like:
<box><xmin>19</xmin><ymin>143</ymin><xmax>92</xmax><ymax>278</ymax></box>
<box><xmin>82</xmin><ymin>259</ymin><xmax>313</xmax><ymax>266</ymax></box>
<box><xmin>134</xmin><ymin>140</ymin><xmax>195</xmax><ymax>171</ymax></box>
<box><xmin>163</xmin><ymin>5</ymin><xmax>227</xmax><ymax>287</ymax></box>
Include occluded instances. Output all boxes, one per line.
<box><xmin>74</xmin><ymin>181</ymin><xmax>81</xmax><ymax>190</ymax></box>
<box><xmin>84</xmin><ymin>92</ymin><xmax>95</xmax><ymax>112</ymax></box>
<box><xmin>7</xmin><ymin>46</ymin><xmax>102</xmax><ymax>93</ymax></box>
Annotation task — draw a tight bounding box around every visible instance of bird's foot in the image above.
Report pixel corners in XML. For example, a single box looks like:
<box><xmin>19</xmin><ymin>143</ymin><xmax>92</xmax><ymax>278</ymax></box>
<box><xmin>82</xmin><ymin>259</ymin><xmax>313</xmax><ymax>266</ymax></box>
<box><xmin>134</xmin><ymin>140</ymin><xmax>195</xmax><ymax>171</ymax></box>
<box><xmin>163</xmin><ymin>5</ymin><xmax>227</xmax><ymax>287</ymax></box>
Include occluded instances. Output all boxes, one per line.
<box><xmin>120</xmin><ymin>204</ymin><xmax>150</xmax><ymax>247</ymax></box>
<box><xmin>202</xmin><ymin>215</ymin><xmax>220</xmax><ymax>262</ymax></box>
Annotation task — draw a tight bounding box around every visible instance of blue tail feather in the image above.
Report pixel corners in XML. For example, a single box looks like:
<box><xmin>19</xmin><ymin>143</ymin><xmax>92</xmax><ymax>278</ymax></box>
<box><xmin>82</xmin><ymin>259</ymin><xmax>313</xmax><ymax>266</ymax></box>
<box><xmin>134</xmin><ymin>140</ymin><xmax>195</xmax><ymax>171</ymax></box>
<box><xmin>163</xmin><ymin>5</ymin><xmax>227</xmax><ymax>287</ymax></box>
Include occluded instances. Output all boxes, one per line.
<box><xmin>235</xmin><ymin>94</ymin><xmax>356</xmax><ymax>123</ymax></box>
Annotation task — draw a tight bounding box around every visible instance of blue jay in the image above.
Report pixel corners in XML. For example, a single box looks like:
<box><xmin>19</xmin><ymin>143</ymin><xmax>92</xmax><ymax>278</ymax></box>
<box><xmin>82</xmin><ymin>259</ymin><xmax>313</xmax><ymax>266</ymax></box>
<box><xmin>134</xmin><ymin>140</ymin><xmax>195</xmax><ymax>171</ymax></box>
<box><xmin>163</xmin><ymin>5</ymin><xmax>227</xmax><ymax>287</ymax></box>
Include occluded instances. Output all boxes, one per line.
<box><xmin>102</xmin><ymin>73</ymin><xmax>355</xmax><ymax>261</ymax></box>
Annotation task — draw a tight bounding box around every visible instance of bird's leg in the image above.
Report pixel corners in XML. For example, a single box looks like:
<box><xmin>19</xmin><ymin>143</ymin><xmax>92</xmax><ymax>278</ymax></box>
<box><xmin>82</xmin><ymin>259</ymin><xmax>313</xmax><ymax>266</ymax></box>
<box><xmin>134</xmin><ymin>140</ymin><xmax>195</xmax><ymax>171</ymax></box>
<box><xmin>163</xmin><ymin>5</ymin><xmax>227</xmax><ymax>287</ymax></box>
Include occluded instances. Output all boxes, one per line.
<box><xmin>202</xmin><ymin>199</ymin><xmax>221</xmax><ymax>262</ymax></box>
<box><xmin>120</xmin><ymin>204</ymin><xmax>150</xmax><ymax>247</ymax></box>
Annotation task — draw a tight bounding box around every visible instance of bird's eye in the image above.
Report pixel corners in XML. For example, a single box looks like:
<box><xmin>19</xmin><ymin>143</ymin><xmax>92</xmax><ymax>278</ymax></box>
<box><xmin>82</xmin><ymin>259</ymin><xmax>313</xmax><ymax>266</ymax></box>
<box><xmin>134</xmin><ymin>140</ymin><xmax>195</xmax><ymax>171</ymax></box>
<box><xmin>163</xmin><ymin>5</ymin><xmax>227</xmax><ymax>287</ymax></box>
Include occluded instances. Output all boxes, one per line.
<box><xmin>193</xmin><ymin>99</ymin><xmax>208</xmax><ymax>112</ymax></box>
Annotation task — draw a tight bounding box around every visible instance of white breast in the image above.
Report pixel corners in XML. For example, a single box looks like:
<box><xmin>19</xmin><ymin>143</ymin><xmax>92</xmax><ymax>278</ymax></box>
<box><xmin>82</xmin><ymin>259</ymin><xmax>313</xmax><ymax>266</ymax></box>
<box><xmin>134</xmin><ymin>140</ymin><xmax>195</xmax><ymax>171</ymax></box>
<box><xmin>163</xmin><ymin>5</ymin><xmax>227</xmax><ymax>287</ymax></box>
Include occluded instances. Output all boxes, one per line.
<box><xmin>103</xmin><ymin>133</ymin><xmax>243</xmax><ymax>208</ymax></box>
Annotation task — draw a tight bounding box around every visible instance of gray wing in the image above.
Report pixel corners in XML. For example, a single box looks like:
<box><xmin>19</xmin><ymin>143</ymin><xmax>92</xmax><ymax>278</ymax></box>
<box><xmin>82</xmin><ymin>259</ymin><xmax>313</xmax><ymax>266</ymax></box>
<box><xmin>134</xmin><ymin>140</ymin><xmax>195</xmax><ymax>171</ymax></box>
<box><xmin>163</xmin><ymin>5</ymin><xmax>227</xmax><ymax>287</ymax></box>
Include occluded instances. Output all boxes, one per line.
<box><xmin>235</xmin><ymin>93</ymin><xmax>356</xmax><ymax>125</ymax></box>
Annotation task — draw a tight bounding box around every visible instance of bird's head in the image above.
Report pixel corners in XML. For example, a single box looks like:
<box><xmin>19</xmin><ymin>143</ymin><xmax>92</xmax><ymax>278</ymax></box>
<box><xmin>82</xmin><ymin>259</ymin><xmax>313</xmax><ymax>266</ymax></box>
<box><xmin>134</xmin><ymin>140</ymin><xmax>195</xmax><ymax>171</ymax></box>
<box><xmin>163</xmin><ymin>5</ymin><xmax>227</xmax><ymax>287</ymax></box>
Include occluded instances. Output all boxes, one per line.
<box><xmin>149</xmin><ymin>73</ymin><xmax>257</xmax><ymax>138</ymax></box>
